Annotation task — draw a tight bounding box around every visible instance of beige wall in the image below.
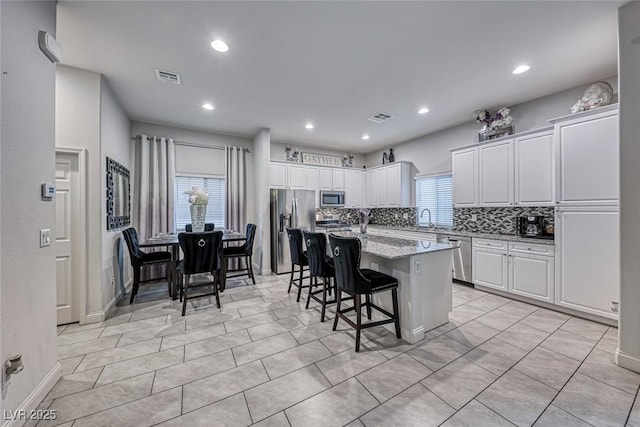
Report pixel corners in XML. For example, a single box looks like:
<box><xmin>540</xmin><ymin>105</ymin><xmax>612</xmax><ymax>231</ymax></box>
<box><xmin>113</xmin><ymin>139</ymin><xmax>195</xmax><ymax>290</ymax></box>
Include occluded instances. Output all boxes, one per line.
<box><xmin>1</xmin><ymin>0</ymin><xmax>59</xmax><ymax>413</ymax></box>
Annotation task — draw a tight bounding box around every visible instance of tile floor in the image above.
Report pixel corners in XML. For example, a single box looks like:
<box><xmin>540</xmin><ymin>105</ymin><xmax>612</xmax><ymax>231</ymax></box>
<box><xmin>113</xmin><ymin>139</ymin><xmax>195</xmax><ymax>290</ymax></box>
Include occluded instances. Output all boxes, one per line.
<box><xmin>44</xmin><ymin>275</ymin><xmax>640</xmax><ymax>427</ymax></box>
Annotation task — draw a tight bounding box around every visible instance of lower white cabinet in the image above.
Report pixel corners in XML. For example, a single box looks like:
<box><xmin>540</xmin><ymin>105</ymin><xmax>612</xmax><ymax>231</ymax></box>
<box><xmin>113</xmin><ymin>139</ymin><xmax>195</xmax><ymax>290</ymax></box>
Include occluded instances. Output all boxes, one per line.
<box><xmin>555</xmin><ymin>207</ymin><xmax>619</xmax><ymax>319</ymax></box>
<box><xmin>473</xmin><ymin>238</ymin><xmax>555</xmax><ymax>303</ymax></box>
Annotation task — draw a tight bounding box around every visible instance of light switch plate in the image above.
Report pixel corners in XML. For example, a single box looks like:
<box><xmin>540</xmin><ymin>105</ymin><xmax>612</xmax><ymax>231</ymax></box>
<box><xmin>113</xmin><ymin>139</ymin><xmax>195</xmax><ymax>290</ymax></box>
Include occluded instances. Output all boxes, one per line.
<box><xmin>40</xmin><ymin>229</ymin><xmax>51</xmax><ymax>247</ymax></box>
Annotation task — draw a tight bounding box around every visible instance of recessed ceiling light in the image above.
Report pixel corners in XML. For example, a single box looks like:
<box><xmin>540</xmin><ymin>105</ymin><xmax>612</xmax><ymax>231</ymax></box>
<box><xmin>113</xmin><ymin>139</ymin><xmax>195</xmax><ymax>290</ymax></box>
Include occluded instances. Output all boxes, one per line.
<box><xmin>305</xmin><ymin>123</ymin><xmax>314</xmax><ymax>129</ymax></box>
<box><xmin>211</xmin><ymin>39</ymin><xmax>229</xmax><ymax>53</ymax></box>
<box><xmin>202</xmin><ymin>103</ymin><xmax>214</xmax><ymax>110</ymax></box>
<box><xmin>512</xmin><ymin>65</ymin><xmax>530</xmax><ymax>74</ymax></box>
<box><xmin>418</xmin><ymin>107</ymin><xmax>430</xmax><ymax>114</ymax></box>
<box><xmin>362</xmin><ymin>135</ymin><xmax>370</xmax><ymax>140</ymax></box>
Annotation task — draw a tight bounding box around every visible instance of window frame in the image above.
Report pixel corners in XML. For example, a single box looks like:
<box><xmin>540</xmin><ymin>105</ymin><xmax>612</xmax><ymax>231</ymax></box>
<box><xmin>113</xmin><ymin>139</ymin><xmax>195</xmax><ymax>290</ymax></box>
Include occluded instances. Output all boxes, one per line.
<box><xmin>175</xmin><ymin>172</ymin><xmax>226</xmax><ymax>231</ymax></box>
<box><xmin>415</xmin><ymin>173</ymin><xmax>453</xmax><ymax>227</ymax></box>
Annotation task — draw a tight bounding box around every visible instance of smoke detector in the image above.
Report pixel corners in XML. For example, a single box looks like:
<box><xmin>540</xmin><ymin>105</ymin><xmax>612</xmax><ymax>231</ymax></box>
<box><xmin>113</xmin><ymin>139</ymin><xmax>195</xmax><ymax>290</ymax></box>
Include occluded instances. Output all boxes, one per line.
<box><xmin>367</xmin><ymin>112</ymin><xmax>393</xmax><ymax>123</ymax></box>
<box><xmin>155</xmin><ymin>69</ymin><xmax>181</xmax><ymax>85</ymax></box>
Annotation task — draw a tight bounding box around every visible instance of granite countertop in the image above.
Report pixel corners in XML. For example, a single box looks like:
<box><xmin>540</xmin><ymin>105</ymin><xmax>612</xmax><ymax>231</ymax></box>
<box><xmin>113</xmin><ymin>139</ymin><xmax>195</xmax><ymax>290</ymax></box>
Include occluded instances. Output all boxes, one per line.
<box><xmin>364</xmin><ymin>225</ymin><xmax>555</xmax><ymax>246</ymax></box>
<box><xmin>329</xmin><ymin>231</ymin><xmax>454</xmax><ymax>260</ymax></box>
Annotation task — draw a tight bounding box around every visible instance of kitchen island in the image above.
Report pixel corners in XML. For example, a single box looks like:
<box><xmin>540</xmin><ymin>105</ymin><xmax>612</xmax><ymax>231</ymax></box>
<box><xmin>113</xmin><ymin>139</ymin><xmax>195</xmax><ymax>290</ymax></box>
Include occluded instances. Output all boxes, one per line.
<box><xmin>329</xmin><ymin>232</ymin><xmax>454</xmax><ymax>344</ymax></box>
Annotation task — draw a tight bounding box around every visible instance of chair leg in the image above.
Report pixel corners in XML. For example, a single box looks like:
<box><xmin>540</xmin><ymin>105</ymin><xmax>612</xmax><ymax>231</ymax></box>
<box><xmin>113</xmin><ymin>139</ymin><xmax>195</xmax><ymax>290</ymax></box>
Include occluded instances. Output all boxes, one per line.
<box><xmin>296</xmin><ymin>265</ymin><xmax>303</xmax><ymax>302</ymax></box>
<box><xmin>166</xmin><ymin>262</ymin><xmax>172</xmax><ymax>297</ymax></box>
<box><xmin>320</xmin><ymin>277</ymin><xmax>328</xmax><ymax>322</ymax></box>
<box><xmin>288</xmin><ymin>265</ymin><xmax>294</xmax><ymax>293</ymax></box>
<box><xmin>214</xmin><ymin>271</ymin><xmax>221</xmax><ymax>309</ymax></box>
<box><xmin>392</xmin><ymin>288</ymin><xmax>401</xmax><ymax>339</ymax></box>
<box><xmin>182</xmin><ymin>274</ymin><xmax>190</xmax><ymax>316</ymax></box>
<box><xmin>333</xmin><ymin>288</ymin><xmax>342</xmax><ymax>331</ymax></box>
<box><xmin>247</xmin><ymin>256</ymin><xmax>256</xmax><ymax>284</ymax></box>
<box><xmin>305</xmin><ymin>275</ymin><xmax>315</xmax><ymax>309</ymax></box>
<box><xmin>179</xmin><ymin>273</ymin><xmax>184</xmax><ymax>302</ymax></box>
<box><xmin>355</xmin><ymin>294</ymin><xmax>362</xmax><ymax>352</ymax></box>
<box><xmin>365</xmin><ymin>294</ymin><xmax>372</xmax><ymax>320</ymax></box>
<box><xmin>130</xmin><ymin>267</ymin><xmax>141</xmax><ymax>304</ymax></box>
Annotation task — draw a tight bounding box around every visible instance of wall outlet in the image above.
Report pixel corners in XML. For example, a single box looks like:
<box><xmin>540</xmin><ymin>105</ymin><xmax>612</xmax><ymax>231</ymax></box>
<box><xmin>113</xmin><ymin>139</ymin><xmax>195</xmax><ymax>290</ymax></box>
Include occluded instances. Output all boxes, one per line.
<box><xmin>471</xmin><ymin>214</ymin><xmax>477</xmax><ymax>222</ymax></box>
<box><xmin>39</xmin><ymin>229</ymin><xmax>51</xmax><ymax>247</ymax></box>
<box><xmin>111</xmin><ymin>275</ymin><xmax>115</xmax><ymax>287</ymax></box>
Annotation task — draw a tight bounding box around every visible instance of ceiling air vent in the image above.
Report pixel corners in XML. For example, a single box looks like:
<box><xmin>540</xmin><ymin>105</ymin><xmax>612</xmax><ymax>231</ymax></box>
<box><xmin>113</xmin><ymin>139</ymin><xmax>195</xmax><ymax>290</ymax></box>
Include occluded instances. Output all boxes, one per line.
<box><xmin>367</xmin><ymin>112</ymin><xmax>393</xmax><ymax>123</ymax></box>
<box><xmin>155</xmin><ymin>69</ymin><xmax>181</xmax><ymax>85</ymax></box>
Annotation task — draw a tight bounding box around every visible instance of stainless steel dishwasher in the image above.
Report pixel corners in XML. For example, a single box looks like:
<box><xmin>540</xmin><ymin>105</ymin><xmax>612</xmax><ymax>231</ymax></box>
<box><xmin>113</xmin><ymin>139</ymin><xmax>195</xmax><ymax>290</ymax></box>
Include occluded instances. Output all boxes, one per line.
<box><xmin>437</xmin><ymin>234</ymin><xmax>472</xmax><ymax>285</ymax></box>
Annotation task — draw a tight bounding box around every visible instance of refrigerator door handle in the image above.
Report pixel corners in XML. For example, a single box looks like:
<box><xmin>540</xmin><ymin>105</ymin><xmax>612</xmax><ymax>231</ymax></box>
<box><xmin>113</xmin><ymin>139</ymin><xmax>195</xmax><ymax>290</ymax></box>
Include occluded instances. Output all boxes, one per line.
<box><xmin>292</xmin><ymin>198</ymin><xmax>298</xmax><ymax>228</ymax></box>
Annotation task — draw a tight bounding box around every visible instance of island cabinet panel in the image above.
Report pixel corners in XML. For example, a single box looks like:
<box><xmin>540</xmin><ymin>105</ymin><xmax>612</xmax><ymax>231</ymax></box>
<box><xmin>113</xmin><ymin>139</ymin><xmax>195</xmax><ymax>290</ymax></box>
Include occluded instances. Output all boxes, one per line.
<box><xmin>514</xmin><ymin>131</ymin><xmax>554</xmax><ymax>206</ymax></box>
<box><xmin>479</xmin><ymin>139</ymin><xmax>514</xmax><ymax>206</ymax></box>
<box><xmin>452</xmin><ymin>147</ymin><xmax>478</xmax><ymax>207</ymax></box>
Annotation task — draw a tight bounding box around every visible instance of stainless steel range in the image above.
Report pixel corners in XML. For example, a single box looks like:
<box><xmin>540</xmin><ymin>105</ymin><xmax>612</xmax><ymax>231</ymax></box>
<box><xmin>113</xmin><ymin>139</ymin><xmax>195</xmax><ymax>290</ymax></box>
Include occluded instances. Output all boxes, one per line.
<box><xmin>315</xmin><ymin>213</ymin><xmax>353</xmax><ymax>232</ymax></box>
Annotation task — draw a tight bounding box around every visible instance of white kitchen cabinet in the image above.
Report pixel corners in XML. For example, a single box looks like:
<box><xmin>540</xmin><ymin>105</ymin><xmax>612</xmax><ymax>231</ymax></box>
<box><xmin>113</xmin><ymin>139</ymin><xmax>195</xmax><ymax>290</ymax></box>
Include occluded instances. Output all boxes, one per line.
<box><xmin>452</xmin><ymin>147</ymin><xmax>478</xmax><ymax>207</ymax></box>
<box><xmin>508</xmin><ymin>242</ymin><xmax>555</xmax><ymax>303</ymax></box>
<box><xmin>344</xmin><ymin>169</ymin><xmax>365</xmax><ymax>207</ymax></box>
<box><xmin>479</xmin><ymin>139</ymin><xmax>514</xmax><ymax>206</ymax></box>
<box><xmin>514</xmin><ymin>130</ymin><xmax>554</xmax><ymax>206</ymax></box>
<box><xmin>555</xmin><ymin>207</ymin><xmax>619</xmax><ymax>319</ymax></box>
<box><xmin>472</xmin><ymin>246</ymin><xmax>508</xmax><ymax>291</ymax></box>
<box><xmin>332</xmin><ymin>168</ymin><xmax>345</xmax><ymax>190</ymax></box>
<box><xmin>553</xmin><ymin>107</ymin><xmax>619</xmax><ymax>206</ymax></box>
<box><xmin>365</xmin><ymin>162</ymin><xmax>413</xmax><ymax>207</ymax></box>
<box><xmin>269</xmin><ymin>162</ymin><xmax>307</xmax><ymax>189</ymax></box>
<box><xmin>306</xmin><ymin>166</ymin><xmax>320</xmax><ymax>207</ymax></box>
<box><xmin>319</xmin><ymin>167</ymin><xmax>345</xmax><ymax>191</ymax></box>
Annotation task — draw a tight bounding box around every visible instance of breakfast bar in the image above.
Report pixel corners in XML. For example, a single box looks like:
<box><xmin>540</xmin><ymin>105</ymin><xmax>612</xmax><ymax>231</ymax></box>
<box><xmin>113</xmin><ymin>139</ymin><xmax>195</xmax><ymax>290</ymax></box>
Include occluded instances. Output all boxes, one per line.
<box><xmin>331</xmin><ymin>232</ymin><xmax>454</xmax><ymax>344</ymax></box>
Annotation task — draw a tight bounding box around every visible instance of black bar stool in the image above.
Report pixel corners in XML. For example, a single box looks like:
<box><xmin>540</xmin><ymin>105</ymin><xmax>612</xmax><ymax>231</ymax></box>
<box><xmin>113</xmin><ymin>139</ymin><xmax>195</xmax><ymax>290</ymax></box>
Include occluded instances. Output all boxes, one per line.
<box><xmin>328</xmin><ymin>234</ymin><xmax>401</xmax><ymax>352</ymax></box>
<box><xmin>185</xmin><ymin>223</ymin><xmax>215</xmax><ymax>232</ymax></box>
<box><xmin>286</xmin><ymin>228</ymin><xmax>311</xmax><ymax>302</ymax></box>
<box><xmin>303</xmin><ymin>230</ymin><xmax>340</xmax><ymax>322</ymax></box>
<box><xmin>223</xmin><ymin>223</ymin><xmax>257</xmax><ymax>284</ymax></box>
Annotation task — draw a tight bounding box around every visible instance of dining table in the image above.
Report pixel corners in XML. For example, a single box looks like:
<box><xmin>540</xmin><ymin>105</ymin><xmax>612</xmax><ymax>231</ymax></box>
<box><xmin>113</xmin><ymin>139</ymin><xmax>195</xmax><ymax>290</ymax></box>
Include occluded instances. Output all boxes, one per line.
<box><xmin>140</xmin><ymin>230</ymin><xmax>247</xmax><ymax>299</ymax></box>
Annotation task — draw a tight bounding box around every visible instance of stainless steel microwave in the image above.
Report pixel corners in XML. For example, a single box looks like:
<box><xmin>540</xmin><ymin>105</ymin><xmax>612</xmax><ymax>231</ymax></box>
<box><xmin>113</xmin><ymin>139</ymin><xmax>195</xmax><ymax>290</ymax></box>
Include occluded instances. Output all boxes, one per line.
<box><xmin>320</xmin><ymin>191</ymin><xmax>346</xmax><ymax>207</ymax></box>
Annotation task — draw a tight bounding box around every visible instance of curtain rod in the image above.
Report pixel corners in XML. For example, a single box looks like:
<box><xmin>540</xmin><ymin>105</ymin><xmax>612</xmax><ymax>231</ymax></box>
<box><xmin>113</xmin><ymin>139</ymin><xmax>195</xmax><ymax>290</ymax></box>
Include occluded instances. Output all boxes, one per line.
<box><xmin>135</xmin><ymin>135</ymin><xmax>251</xmax><ymax>153</ymax></box>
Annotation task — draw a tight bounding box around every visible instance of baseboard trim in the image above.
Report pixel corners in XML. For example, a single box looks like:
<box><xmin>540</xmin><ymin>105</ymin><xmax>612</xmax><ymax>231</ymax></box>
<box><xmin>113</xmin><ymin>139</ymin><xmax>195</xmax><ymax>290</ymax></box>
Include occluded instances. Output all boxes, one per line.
<box><xmin>85</xmin><ymin>279</ymin><xmax>131</xmax><ymax>324</ymax></box>
<box><xmin>2</xmin><ymin>362</ymin><xmax>61</xmax><ymax>427</ymax></box>
<box><xmin>616</xmin><ymin>349</ymin><xmax>640</xmax><ymax>373</ymax></box>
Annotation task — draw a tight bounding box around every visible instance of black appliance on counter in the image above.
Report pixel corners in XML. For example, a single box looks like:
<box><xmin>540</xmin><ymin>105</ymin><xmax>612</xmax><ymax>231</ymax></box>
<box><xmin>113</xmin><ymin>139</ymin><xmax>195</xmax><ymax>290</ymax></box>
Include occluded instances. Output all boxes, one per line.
<box><xmin>516</xmin><ymin>216</ymin><xmax>554</xmax><ymax>239</ymax></box>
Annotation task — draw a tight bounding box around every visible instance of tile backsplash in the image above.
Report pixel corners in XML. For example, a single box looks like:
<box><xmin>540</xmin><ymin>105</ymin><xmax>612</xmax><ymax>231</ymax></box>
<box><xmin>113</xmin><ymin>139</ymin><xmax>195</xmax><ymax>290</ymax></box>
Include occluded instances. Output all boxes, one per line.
<box><xmin>454</xmin><ymin>207</ymin><xmax>554</xmax><ymax>234</ymax></box>
<box><xmin>316</xmin><ymin>207</ymin><xmax>416</xmax><ymax>227</ymax></box>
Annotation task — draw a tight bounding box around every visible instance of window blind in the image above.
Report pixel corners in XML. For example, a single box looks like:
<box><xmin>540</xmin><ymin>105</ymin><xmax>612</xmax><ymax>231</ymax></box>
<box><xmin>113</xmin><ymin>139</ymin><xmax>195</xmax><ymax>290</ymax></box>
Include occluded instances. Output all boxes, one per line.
<box><xmin>175</xmin><ymin>175</ymin><xmax>226</xmax><ymax>230</ymax></box>
<box><xmin>416</xmin><ymin>174</ymin><xmax>453</xmax><ymax>227</ymax></box>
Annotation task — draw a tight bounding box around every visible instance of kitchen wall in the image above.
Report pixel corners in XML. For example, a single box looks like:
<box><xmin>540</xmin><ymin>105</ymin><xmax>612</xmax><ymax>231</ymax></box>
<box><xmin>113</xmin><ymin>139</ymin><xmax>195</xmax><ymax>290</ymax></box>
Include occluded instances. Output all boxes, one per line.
<box><xmin>364</xmin><ymin>76</ymin><xmax>618</xmax><ymax>176</ymax></box>
<box><xmin>454</xmin><ymin>207</ymin><xmax>554</xmax><ymax>234</ymax></box>
<box><xmin>1</xmin><ymin>0</ymin><xmax>59</xmax><ymax>415</ymax></box>
<box><xmin>270</xmin><ymin>140</ymin><xmax>366</xmax><ymax>168</ymax></box>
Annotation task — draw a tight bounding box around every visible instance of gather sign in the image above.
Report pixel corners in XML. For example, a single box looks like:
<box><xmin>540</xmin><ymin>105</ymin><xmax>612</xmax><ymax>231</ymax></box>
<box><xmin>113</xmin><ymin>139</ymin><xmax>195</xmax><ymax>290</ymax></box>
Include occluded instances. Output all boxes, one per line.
<box><xmin>301</xmin><ymin>152</ymin><xmax>343</xmax><ymax>167</ymax></box>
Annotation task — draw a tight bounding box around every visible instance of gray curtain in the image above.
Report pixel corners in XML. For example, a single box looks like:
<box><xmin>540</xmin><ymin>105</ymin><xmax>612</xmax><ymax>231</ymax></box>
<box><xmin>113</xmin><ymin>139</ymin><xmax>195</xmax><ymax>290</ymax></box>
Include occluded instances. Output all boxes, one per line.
<box><xmin>226</xmin><ymin>146</ymin><xmax>247</xmax><ymax>270</ymax></box>
<box><xmin>134</xmin><ymin>135</ymin><xmax>176</xmax><ymax>279</ymax></box>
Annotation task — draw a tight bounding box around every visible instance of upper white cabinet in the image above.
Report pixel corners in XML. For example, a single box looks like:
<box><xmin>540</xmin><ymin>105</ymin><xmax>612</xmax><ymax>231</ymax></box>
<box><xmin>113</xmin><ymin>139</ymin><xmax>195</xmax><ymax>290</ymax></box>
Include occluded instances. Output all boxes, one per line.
<box><xmin>344</xmin><ymin>169</ymin><xmax>365</xmax><ymax>207</ymax></box>
<box><xmin>365</xmin><ymin>162</ymin><xmax>413</xmax><ymax>207</ymax></box>
<box><xmin>555</xmin><ymin>206</ymin><xmax>619</xmax><ymax>319</ymax></box>
<box><xmin>553</xmin><ymin>107</ymin><xmax>619</xmax><ymax>206</ymax></box>
<box><xmin>269</xmin><ymin>162</ymin><xmax>307</xmax><ymax>189</ymax></box>
<box><xmin>479</xmin><ymin>139</ymin><xmax>514</xmax><ymax>206</ymax></box>
<box><xmin>452</xmin><ymin>147</ymin><xmax>478</xmax><ymax>207</ymax></box>
<box><xmin>269</xmin><ymin>162</ymin><xmax>287</xmax><ymax>188</ymax></box>
<box><xmin>514</xmin><ymin>131</ymin><xmax>554</xmax><ymax>206</ymax></box>
<box><xmin>319</xmin><ymin>167</ymin><xmax>345</xmax><ymax>191</ymax></box>
<box><xmin>287</xmin><ymin>164</ymin><xmax>307</xmax><ymax>189</ymax></box>
<box><xmin>306</xmin><ymin>166</ymin><xmax>320</xmax><ymax>206</ymax></box>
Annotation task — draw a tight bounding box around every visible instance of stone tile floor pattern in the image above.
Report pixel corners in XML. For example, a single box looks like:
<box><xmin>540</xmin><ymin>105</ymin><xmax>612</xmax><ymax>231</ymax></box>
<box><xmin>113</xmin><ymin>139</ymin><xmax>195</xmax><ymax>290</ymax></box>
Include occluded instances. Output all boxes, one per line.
<box><xmin>42</xmin><ymin>275</ymin><xmax>640</xmax><ymax>426</ymax></box>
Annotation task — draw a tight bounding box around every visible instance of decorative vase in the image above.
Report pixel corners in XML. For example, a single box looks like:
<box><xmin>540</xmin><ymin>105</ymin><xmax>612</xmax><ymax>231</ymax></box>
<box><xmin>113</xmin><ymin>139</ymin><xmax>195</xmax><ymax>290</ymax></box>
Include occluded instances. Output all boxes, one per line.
<box><xmin>382</xmin><ymin>152</ymin><xmax>388</xmax><ymax>164</ymax></box>
<box><xmin>190</xmin><ymin>204</ymin><xmax>207</xmax><ymax>232</ymax></box>
<box><xmin>388</xmin><ymin>148</ymin><xmax>395</xmax><ymax>162</ymax></box>
<box><xmin>358</xmin><ymin>208</ymin><xmax>371</xmax><ymax>238</ymax></box>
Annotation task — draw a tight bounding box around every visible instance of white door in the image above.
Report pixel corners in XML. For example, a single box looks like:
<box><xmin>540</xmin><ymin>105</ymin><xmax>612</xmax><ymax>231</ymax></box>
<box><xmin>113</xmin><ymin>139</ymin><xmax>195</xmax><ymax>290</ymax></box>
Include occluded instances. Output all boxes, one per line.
<box><xmin>509</xmin><ymin>253</ymin><xmax>554</xmax><ymax>303</ymax></box>
<box><xmin>305</xmin><ymin>166</ymin><xmax>319</xmax><ymax>207</ymax></box>
<box><xmin>366</xmin><ymin>170</ymin><xmax>376</xmax><ymax>207</ymax></box>
<box><xmin>319</xmin><ymin>167</ymin><xmax>333</xmax><ymax>190</ymax></box>
<box><xmin>472</xmin><ymin>247</ymin><xmax>508</xmax><ymax>291</ymax></box>
<box><xmin>332</xmin><ymin>168</ymin><xmax>345</xmax><ymax>191</ymax></box>
<box><xmin>479</xmin><ymin>139</ymin><xmax>514</xmax><ymax>206</ymax></box>
<box><xmin>514</xmin><ymin>132</ymin><xmax>554</xmax><ymax>206</ymax></box>
<box><xmin>269</xmin><ymin>163</ymin><xmax>287</xmax><ymax>188</ymax></box>
<box><xmin>556</xmin><ymin>112</ymin><xmax>619</xmax><ymax>205</ymax></box>
<box><xmin>452</xmin><ymin>147</ymin><xmax>478</xmax><ymax>207</ymax></box>
<box><xmin>344</xmin><ymin>170</ymin><xmax>357</xmax><ymax>207</ymax></box>
<box><xmin>385</xmin><ymin>164</ymin><xmax>402</xmax><ymax>207</ymax></box>
<box><xmin>555</xmin><ymin>207</ymin><xmax>619</xmax><ymax>319</ymax></box>
<box><xmin>56</xmin><ymin>153</ymin><xmax>79</xmax><ymax>325</ymax></box>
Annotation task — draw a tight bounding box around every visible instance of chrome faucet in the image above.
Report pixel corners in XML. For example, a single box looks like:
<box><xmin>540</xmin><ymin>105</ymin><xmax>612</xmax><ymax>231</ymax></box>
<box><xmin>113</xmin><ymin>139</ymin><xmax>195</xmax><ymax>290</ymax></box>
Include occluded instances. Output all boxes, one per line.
<box><xmin>420</xmin><ymin>208</ymin><xmax>434</xmax><ymax>228</ymax></box>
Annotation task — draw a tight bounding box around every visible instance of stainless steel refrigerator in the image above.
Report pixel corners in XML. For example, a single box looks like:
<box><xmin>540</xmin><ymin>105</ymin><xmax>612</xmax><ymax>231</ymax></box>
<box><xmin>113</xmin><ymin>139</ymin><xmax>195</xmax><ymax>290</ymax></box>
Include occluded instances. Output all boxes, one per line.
<box><xmin>270</xmin><ymin>189</ymin><xmax>316</xmax><ymax>274</ymax></box>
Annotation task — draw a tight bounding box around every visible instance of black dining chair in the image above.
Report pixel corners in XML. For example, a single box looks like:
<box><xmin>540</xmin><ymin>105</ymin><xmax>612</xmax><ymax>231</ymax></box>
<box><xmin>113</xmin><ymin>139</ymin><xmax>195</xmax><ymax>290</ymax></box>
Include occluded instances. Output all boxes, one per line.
<box><xmin>223</xmin><ymin>223</ymin><xmax>257</xmax><ymax>284</ymax></box>
<box><xmin>177</xmin><ymin>231</ymin><xmax>223</xmax><ymax>316</ymax></box>
<box><xmin>185</xmin><ymin>223</ymin><xmax>215</xmax><ymax>232</ymax></box>
<box><xmin>122</xmin><ymin>227</ymin><xmax>173</xmax><ymax>303</ymax></box>
<box><xmin>286</xmin><ymin>228</ymin><xmax>311</xmax><ymax>302</ymax></box>
<box><xmin>328</xmin><ymin>234</ymin><xmax>401</xmax><ymax>352</ymax></box>
<box><xmin>303</xmin><ymin>230</ymin><xmax>341</xmax><ymax>322</ymax></box>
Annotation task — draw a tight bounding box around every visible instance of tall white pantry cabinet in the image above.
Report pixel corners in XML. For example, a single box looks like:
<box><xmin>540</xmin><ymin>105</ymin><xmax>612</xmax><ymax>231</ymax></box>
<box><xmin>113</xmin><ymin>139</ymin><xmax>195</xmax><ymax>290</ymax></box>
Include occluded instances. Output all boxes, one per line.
<box><xmin>551</xmin><ymin>106</ymin><xmax>619</xmax><ymax>320</ymax></box>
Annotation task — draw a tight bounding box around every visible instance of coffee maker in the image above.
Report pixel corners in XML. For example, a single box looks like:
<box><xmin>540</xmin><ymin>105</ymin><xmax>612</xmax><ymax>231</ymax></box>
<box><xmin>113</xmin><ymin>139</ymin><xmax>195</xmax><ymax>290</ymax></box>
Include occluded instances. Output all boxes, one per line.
<box><xmin>516</xmin><ymin>216</ymin><xmax>552</xmax><ymax>239</ymax></box>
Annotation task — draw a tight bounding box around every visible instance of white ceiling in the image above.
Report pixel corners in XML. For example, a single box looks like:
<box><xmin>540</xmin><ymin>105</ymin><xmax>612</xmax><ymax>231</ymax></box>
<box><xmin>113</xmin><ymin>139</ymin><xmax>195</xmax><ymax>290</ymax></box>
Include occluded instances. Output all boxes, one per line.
<box><xmin>57</xmin><ymin>1</ymin><xmax>622</xmax><ymax>153</ymax></box>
